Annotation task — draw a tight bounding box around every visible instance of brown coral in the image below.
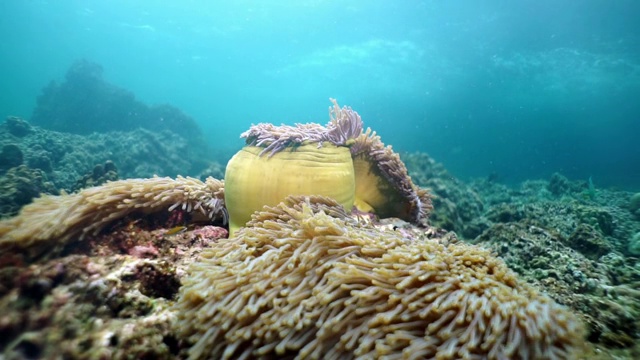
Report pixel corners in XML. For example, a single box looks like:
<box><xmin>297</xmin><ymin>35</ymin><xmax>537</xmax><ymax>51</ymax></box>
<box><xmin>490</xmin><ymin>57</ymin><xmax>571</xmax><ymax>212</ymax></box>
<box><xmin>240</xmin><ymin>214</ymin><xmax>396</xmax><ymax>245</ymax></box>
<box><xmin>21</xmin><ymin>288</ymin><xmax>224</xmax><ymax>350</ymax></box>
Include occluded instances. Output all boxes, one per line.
<box><xmin>174</xmin><ymin>195</ymin><xmax>585</xmax><ymax>360</ymax></box>
<box><xmin>0</xmin><ymin>176</ymin><xmax>225</xmax><ymax>259</ymax></box>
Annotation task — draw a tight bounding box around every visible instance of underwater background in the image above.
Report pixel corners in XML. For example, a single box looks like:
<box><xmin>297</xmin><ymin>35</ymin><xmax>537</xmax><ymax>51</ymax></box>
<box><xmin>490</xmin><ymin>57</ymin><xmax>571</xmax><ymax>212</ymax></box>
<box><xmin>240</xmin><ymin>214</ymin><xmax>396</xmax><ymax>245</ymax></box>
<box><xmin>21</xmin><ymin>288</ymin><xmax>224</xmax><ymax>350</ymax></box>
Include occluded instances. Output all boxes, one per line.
<box><xmin>2</xmin><ymin>1</ymin><xmax>640</xmax><ymax>359</ymax></box>
<box><xmin>1</xmin><ymin>0</ymin><xmax>639</xmax><ymax>189</ymax></box>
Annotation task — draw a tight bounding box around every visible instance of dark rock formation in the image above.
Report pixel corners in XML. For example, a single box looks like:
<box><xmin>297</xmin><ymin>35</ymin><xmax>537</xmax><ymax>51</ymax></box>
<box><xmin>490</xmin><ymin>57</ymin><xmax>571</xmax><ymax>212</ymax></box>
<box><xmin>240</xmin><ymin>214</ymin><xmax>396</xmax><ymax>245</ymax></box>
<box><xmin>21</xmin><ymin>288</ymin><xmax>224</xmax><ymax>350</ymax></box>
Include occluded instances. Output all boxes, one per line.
<box><xmin>31</xmin><ymin>59</ymin><xmax>205</xmax><ymax>145</ymax></box>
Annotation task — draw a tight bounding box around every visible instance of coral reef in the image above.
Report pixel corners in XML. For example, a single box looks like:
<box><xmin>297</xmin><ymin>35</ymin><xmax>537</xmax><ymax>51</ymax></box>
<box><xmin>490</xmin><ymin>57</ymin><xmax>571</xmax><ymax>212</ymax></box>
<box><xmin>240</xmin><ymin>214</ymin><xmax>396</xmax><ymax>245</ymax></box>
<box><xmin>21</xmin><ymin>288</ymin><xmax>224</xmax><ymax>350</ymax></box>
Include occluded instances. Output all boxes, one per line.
<box><xmin>0</xmin><ymin>116</ymin><xmax>224</xmax><ymax>195</ymax></box>
<box><xmin>175</xmin><ymin>195</ymin><xmax>584</xmax><ymax>359</ymax></box>
<box><xmin>0</xmin><ymin>214</ymin><xmax>228</xmax><ymax>359</ymax></box>
<box><xmin>195</xmin><ymin>158</ymin><xmax>227</xmax><ymax>182</ymax></box>
<box><xmin>547</xmin><ymin>173</ymin><xmax>587</xmax><ymax>197</ymax></box>
<box><xmin>0</xmin><ymin>144</ymin><xmax>23</xmax><ymax>173</ymax></box>
<box><xmin>404</xmin><ymin>157</ymin><xmax>640</xmax><ymax>356</ymax></box>
<box><xmin>2</xmin><ymin>97</ymin><xmax>639</xmax><ymax>358</ymax></box>
<box><xmin>0</xmin><ymin>60</ymin><xmax>225</xmax><ymax>216</ymax></box>
<box><xmin>629</xmin><ymin>193</ymin><xmax>640</xmax><ymax>219</ymax></box>
<box><xmin>3</xmin><ymin>116</ymin><xmax>32</xmax><ymax>137</ymax></box>
<box><xmin>71</xmin><ymin>160</ymin><xmax>119</xmax><ymax>192</ymax></box>
<box><xmin>565</xmin><ymin>223</ymin><xmax>613</xmax><ymax>260</ymax></box>
<box><xmin>403</xmin><ymin>152</ymin><xmax>484</xmax><ymax>238</ymax></box>
<box><xmin>31</xmin><ymin>59</ymin><xmax>203</xmax><ymax>143</ymax></box>
<box><xmin>0</xmin><ymin>165</ymin><xmax>58</xmax><ymax>218</ymax></box>
<box><xmin>628</xmin><ymin>232</ymin><xmax>640</xmax><ymax>256</ymax></box>
<box><xmin>474</xmin><ymin>223</ymin><xmax>640</xmax><ymax>349</ymax></box>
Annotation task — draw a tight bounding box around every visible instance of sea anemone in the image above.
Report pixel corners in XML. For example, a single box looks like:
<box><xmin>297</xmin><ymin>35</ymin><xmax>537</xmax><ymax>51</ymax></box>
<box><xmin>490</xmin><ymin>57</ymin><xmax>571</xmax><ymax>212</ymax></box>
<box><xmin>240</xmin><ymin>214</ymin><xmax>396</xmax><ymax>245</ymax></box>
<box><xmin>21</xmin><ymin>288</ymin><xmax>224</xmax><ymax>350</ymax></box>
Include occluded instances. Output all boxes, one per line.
<box><xmin>0</xmin><ymin>176</ymin><xmax>225</xmax><ymax>259</ymax></box>
<box><xmin>174</xmin><ymin>195</ymin><xmax>585</xmax><ymax>359</ymax></box>
<box><xmin>224</xmin><ymin>142</ymin><xmax>356</xmax><ymax>236</ymax></box>
<box><xmin>224</xmin><ymin>99</ymin><xmax>431</xmax><ymax>235</ymax></box>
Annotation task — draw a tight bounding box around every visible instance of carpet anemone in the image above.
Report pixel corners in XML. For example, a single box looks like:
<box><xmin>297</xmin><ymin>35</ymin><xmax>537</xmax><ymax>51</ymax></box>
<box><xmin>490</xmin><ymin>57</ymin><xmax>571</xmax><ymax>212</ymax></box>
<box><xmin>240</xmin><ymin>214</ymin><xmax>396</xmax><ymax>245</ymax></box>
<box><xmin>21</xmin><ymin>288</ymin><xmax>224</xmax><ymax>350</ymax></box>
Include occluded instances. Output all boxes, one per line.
<box><xmin>175</xmin><ymin>195</ymin><xmax>585</xmax><ymax>360</ymax></box>
<box><xmin>0</xmin><ymin>176</ymin><xmax>226</xmax><ymax>258</ymax></box>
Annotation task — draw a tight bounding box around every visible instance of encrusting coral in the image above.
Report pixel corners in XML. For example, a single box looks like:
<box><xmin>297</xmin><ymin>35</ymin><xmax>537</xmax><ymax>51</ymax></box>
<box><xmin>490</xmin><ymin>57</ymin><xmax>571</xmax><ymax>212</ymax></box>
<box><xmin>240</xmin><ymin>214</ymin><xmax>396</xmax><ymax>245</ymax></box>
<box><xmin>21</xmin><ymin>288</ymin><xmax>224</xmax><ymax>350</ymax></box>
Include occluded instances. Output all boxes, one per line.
<box><xmin>174</xmin><ymin>195</ymin><xmax>585</xmax><ymax>360</ymax></box>
<box><xmin>224</xmin><ymin>99</ymin><xmax>432</xmax><ymax>235</ymax></box>
<box><xmin>0</xmin><ymin>176</ymin><xmax>225</xmax><ymax>258</ymax></box>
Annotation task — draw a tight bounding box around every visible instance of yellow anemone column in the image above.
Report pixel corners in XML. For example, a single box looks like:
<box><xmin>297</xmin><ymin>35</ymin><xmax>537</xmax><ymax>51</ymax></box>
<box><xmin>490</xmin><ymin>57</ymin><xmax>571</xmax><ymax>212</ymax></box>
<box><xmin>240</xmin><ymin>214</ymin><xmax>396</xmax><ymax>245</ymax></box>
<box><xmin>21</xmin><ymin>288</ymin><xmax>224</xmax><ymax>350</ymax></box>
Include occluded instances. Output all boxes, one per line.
<box><xmin>224</xmin><ymin>142</ymin><xmax>355</xmax><ymax>236</ymax></box>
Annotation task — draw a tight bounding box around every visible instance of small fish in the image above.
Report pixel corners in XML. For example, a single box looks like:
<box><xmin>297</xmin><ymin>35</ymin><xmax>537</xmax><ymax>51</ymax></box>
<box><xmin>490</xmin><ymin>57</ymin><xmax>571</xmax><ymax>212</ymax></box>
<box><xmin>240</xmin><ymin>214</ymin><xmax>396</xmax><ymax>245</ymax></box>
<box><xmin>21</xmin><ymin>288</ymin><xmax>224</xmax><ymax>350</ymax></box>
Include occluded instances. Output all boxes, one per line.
<box><xmin>164</xmin><ymin>226</ymin><xmax>188</xmax><ymax>236</ymax></box>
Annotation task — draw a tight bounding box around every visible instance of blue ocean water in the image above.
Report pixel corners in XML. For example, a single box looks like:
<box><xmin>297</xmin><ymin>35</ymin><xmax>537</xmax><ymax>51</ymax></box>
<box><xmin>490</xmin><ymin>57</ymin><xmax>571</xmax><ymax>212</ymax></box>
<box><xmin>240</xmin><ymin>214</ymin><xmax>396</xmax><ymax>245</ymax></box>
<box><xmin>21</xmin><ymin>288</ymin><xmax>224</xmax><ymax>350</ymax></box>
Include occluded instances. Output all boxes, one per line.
<box><xmin>1</xmin><ymin>0</ymin><xmax>638</xmax><ymax>189</ymax></box>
